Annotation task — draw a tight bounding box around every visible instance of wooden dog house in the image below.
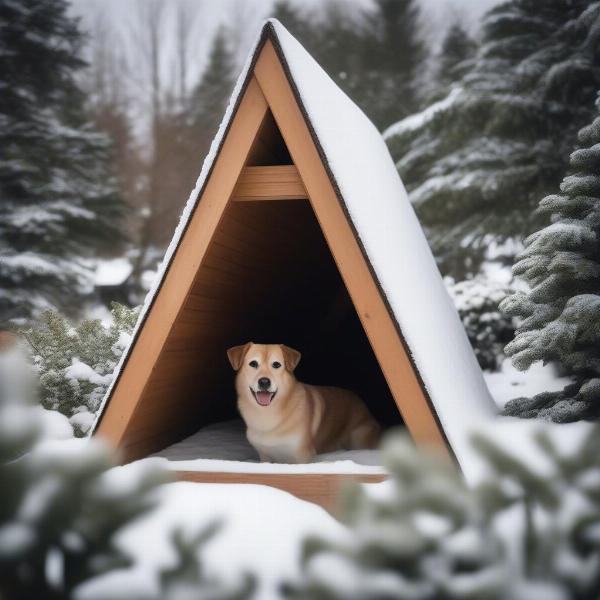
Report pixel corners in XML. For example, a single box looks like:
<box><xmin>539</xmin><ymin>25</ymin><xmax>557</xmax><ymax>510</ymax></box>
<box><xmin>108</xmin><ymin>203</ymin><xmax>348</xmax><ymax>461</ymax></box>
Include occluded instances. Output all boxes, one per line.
<box><xmin>93</xmin><ymin>20</ymin><xmax>495</xmax><ymax>510</ymax></box>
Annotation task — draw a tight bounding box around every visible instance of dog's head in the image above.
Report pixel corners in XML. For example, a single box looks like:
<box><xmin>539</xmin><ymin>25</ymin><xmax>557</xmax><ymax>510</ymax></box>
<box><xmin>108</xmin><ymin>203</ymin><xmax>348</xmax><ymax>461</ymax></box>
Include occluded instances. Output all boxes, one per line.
<box><xmin>226</xmin><ymin>342</ymin><xmax>301</xmax><ymax>407</ymax></box>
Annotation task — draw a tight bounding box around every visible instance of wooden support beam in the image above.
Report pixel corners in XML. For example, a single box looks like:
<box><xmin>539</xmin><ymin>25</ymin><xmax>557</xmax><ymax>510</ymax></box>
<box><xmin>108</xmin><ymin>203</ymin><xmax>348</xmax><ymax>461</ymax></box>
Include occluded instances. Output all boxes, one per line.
<box><xmin>232</xmin><ymin>165</ymin><xmax>308</xmax><ymax>201</ymax></box>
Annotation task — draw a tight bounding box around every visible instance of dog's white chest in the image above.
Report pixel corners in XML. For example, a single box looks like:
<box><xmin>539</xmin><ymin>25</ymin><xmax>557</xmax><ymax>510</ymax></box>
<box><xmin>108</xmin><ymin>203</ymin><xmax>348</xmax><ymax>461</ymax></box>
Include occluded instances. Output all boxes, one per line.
<box><xmin>247</xmin><ymin>429</ymin><xmax>303</xmax><ymax>463</ymax></box>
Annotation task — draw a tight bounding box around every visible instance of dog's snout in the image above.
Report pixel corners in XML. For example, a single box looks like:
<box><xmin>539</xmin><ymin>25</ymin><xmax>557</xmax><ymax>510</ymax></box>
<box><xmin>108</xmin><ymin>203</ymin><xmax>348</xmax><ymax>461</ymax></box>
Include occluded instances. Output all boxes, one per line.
<box><xmin>258</xmin><ymin>377</ymin><xmax>271</xmax><ymax>390</ymax></box>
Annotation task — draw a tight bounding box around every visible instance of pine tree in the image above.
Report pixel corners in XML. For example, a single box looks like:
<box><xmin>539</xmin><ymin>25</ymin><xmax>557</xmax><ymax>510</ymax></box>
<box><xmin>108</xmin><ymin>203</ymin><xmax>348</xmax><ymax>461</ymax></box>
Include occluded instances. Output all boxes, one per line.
<box><xmin>359</xmin><ymin>0</ymin><xmax>427</xmax><ymax>128</ymax></box>
<box><xmin>189</xmin><ymin>26</ymin><xmax>237</xmax><ymax>161</ymax></box>
<box><xmin>286</xmin><ymin>426</ymin><xmax>600</xmax><ymax>599</ymax></box>
<box><xmin>433</xmin><ymin>22</ymin><xmax>477</xmax><ymax>93</ymax></box>
<box><xmin>0</xmin><ymin>0</ymin><xmax>124</xmax><ymax>323</ymax></box>
<box><xmin>500</xmin><ymin>93</ymin><xmax>600</xmax><ymax>422</ymax></box>
<box><xmin>385</xmin><ymin>1</ymin><xmax>600</xmax><ymax>279</ymax></box>
<box><xmin>271</xmin><ymin>0</ymin><xmax>428</xmax><ymax>130</ymax></box>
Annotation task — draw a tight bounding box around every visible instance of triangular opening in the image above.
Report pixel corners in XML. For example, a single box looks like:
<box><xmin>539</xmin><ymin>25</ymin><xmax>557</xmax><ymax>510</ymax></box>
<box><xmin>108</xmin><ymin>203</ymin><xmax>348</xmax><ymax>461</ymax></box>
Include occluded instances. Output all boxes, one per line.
<box><xmin>246</xmin><ymin>109</ymin><xmax>293</xmax><ymax>166</ymax></box>
<box><xmin>120</xmin><ymin>196</ymin><xmax>404</xmax><ymax>463</ymax></box>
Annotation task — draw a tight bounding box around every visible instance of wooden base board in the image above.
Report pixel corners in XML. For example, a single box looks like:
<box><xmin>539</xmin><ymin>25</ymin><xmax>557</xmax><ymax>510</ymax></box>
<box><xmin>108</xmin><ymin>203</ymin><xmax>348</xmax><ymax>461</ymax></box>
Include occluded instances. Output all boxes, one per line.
<box><xmin>176</xmin><ymin>470</ymin><xmax>387</xmax><ymax>514</ymax></box>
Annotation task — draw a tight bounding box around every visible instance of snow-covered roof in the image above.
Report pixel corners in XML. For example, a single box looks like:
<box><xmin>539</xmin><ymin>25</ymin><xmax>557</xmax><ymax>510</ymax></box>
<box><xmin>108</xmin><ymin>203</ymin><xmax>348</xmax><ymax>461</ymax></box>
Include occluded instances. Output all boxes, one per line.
<box><xmin>94</xmin><ymin>20</ymin><xmax>496</xmax><ymax>480</ymax></box>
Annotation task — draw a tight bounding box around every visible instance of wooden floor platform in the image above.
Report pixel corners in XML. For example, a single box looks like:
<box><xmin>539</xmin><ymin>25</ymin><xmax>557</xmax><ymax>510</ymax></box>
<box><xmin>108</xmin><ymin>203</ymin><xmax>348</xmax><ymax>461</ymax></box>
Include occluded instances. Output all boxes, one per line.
<box><xmin>176</xmin><ymin>471</ymin><xmax>387</xmax><ymax>513</ymax></box>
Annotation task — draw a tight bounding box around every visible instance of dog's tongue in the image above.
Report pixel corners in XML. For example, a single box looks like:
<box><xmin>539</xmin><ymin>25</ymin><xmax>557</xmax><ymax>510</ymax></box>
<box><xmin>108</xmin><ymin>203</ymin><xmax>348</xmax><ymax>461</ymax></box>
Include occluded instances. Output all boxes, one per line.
<box><xmin>256</xmin><ymin>391</ymin><xmax>273</xmax><ymax>406</ymax></box>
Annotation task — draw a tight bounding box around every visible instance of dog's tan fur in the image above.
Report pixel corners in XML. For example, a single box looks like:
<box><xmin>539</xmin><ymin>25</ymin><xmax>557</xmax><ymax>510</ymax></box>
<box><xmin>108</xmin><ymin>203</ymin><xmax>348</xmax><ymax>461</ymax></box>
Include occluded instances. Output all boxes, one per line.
<box><xmin>227</xmin><ymin>342</ymin><xmax>380</xmax><ymax>463</ymax></box>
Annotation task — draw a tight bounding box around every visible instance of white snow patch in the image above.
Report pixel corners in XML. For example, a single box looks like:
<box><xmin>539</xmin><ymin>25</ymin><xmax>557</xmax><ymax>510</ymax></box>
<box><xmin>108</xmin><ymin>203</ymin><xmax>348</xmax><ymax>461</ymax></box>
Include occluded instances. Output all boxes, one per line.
<box><xmin>83</xmin><ymin>302</ymin><xmax>113</xmax><ymax>327</ymax></box>
<box><xmin>65</xmin><ymin>359</ymin><xmax>112</xmax><ymax>387</ymax></box>
<box><xmin>32</xmin><ymin>406</ymin><xmax>73</xmax><ymax>439</ymax></box>
<box><xmin>383</xmin><ymin>87</ymin><xmax>463</xmax><ymax>139</ymax></box>
<box><xmin>484</xmin><ymin>359</ymin><xmax>572</xmax><ymax>409</ymax></box>
<box><xmin>466</xmin><ymin>418</ymin><xmax>593</xmax><ymax>483</ymax></box>
<box><xmin>111</xmin><ymin>331</ymin><xmax>131</xmax><ymax>356</ymax></box>
<box><xmin>69</xmin><ymin>410</ymin><xmax>95</xmax><ymax>435</ymax></box>
<box><xmin>94</xmin><ymin>258</ymin><xmax>133</xmax><ymax>287</ymax></box>
<box><xmin>77</xmin><ymin>481</ymin><xmax>348</xmax><ymax>600</ymax></box>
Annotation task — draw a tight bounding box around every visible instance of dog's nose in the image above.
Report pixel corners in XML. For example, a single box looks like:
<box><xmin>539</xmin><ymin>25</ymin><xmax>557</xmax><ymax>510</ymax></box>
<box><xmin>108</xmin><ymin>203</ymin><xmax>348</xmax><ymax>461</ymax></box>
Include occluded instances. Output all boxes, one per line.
<box><xmin>258</xmin><ymin>377</ymin><xmax>271</xmax><ymax>390</ymax></box>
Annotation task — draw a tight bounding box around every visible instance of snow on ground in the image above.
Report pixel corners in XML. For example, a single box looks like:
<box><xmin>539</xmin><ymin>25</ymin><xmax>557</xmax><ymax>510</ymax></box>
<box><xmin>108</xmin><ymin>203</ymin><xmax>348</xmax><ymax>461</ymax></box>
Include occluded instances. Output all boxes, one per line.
<box><xmin>465</xmin><ymin>418</ymin><xmax>594</xmax><ymax>483</ymax></box>
<box><xmin>77</xmin><ymin>478</ymin><xmax>347</xmax><ymax>600</ymax></box>
<box><xmin>484</xmin><ymin>358</ymin><xmax>572</xmax><ymax>409</ymax></box>
<box><xmin>32</xmin><ymin>405</ymin><xmax>73</xmax><ymax>439</ymax></box>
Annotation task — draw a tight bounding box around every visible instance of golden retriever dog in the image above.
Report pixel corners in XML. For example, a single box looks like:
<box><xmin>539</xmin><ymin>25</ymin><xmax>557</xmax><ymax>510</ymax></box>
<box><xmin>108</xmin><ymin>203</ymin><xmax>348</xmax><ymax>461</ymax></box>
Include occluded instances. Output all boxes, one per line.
<box><xmin>227</xmin><ymin>342</ymin><xmax>380</xmax><ymax>463</ymax></box>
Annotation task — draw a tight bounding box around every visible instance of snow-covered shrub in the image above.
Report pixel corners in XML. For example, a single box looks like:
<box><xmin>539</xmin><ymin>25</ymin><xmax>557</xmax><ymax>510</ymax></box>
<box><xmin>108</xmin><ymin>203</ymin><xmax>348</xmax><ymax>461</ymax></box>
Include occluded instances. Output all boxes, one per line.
<box><xmin>20</xmin><ymin>303</ymin><xmax>139</xmax><ymax>435</ymax></box>
<box><xmin>0</xmin><ymin>348</ymin><xmax>167</xmax><ymax>599</ymax></box>
<box><xmin>446</xmin><ymin>277</ymin><xmax>515</xmax><ymax>371</ymax></box>
<box><xmin>0</xmin><ymin>349</ymin><xmax>254</xmax><ymax>600</ymax></box>
<box><xmin>286</xmin><ymin>425</ymin><xmax>600</xmax><ymax>600</ymax></box>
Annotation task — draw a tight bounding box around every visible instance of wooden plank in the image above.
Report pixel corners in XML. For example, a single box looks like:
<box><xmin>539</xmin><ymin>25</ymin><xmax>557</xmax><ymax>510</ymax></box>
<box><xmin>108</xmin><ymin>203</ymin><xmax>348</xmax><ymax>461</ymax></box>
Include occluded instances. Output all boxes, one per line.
<box><xmin>176</xmin><ymin>470</ymin><xmax>387</xmax><ymax>513</ymax></box>
<box><xmin>254</xmin><ymin>41</ymin><xmax>450</xmax><ymax>455</ymax></box>
<box><xmin>232</xmin><ymin>165</ymin><xmax>307</xmax><ymax>201</ymax></box>
<box><xmin>95</xmin><ymin>77</ymin><xmax>270</xmax><ymax>454</ymax></box>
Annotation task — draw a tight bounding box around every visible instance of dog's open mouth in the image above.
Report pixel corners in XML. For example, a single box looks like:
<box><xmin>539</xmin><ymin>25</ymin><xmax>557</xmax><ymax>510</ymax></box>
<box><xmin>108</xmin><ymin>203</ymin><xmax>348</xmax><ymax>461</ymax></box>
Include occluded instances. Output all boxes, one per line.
<box><xmin>250</xmin><ymin>388</ymin><xmax>276</xmax><ymax>406</ymax></box>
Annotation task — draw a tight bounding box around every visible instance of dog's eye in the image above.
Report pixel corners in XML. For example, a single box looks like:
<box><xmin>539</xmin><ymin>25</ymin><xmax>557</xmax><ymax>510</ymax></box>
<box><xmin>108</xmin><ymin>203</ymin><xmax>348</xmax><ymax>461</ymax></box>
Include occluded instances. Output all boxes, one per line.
<box><xmin>249</xmin><ymin>360</ymin><xmax>258</xmax><ymax>369</ymax></box>
<box><xmin>272</xmin><ymin>361</ymin><xmax>281</xmax><ymax>369</ymax></box>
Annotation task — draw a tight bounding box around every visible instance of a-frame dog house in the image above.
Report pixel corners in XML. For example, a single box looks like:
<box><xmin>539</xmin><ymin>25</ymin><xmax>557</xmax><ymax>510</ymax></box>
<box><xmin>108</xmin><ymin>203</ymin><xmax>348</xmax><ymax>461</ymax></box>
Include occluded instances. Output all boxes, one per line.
<box><xmin>93</xmin><ymin>20</ymin><xmax>495</xmax><ymax>510</ymax></box>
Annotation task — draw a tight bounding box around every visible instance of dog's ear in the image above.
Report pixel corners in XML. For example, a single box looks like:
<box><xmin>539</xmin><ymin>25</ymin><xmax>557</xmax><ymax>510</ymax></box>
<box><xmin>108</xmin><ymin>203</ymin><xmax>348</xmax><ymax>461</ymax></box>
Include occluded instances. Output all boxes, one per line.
<box><xmin>281</xmin><ymin>345</ymin><xmax>301</xmax><ymax>372</ymax></box>
<box><xmin>227</xmin><ymin>342</ymin><xmax>252</xmax><ymax>370</ymax></box>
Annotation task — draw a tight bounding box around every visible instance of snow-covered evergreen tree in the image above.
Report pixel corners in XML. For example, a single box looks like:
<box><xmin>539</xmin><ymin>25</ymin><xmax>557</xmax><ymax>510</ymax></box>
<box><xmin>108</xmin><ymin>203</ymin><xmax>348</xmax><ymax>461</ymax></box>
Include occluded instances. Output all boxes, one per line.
<box><xmin>20</xmin><ymin>303</ymin><xmax>139</xmax><ymax>435</ymax></box>
<box><xmin>0</xmin><ymin>0</ymin><xmax>124</xmax><ymax>323</ymax></box>
<box><xmin>385</xmin><ymin>1</ymin><xmax>600</xmax><ymax>279</ymax></box>
<box><xmin>500</xmin><ymin>93</ymin><xmax>600</xmax><ymax>422</ymax></box>
<box><xmin>286</xmin><ymin>426</ymin><xmax>600</xmax><ymax>599</ymax></box>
